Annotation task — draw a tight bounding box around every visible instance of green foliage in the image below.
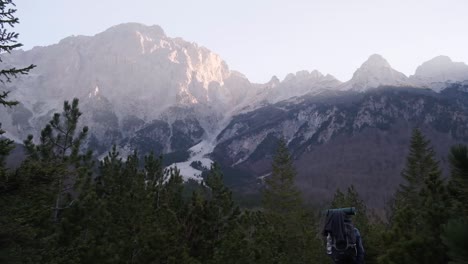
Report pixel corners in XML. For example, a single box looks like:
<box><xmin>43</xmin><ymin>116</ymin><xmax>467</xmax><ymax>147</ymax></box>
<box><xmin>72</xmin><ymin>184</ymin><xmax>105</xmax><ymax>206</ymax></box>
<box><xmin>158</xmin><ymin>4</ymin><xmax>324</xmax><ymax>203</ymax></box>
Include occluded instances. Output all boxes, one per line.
<box><xmin>379</xmin><ymin>128</ymin><xmax>450</xmax><ymax>264</ymax></box>
<box><xmin>0</xmin><ymin>98</ymin><xmax>93</xmax><ymax>263</ymax></box>
<box><xmin>181</xmin><ymin>163</ymin><xmax>242</xmax><ymax>263</ymax></box>
<box><xmin>396</xmin><ymin>128</ymin><xmax>441</xmax><ymax>207</ymax></box>
<box><xmin>0</xmin><ymin>0</ymin><xmax>35</xmax><ymax>105</ymax></box>
<box><xmin>443</xmin><ymin>144</ymin><xmax>468</xmax><ymax>264</ymax></box>
<box><xmin>0</xmin><ymin>2</ymin><xmax>35</xmax><ymax>240</ymax></box>
<box><xmin>447</xmin><ymin>144</ymin><xmax>468</xmax><ymax>215</ymax></box>
<box><xmin>262</xmin><ymin>137</ymin><xmax>302</xmax><ymax>215</ymax></box>
<box><xmin>442</xmin><ymin>219</ymin><xmax>468</xmax><ymax>264</ymax></box>
<box><xmin>23</xmin><ymin>98</ymin><xmax>92</xmax><ymax>223</ymax></box>
<box><xmin>0</xmin><ymin>126</ymin><xmax>14</xmax><ymax>184</ymax></box>
<box><xmin>259</xmin><ymin>137</ymin><xmax>325</xmax><ymax>264</ymax></box>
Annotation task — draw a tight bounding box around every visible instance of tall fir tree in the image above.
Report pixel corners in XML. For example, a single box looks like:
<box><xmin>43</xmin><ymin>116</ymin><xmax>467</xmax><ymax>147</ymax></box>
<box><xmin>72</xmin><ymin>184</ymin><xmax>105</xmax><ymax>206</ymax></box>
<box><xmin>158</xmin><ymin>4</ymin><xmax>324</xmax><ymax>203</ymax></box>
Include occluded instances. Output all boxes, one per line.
<box><xmin>0</xmin><ymin>0</ymin><xmax>35</xmax><ymax>105</ymax></box>
<box><xmin>0</xmin><ymin>0</ymin><xmax>35</xmax><ymax>179</ymax></box>
<box><xmin>0</xmin><ymin>0</ymin><xmax>35</xmax><ymax>204</ymax></box>
<box><xmin>262</xmin><ymin>138</ymin><xmax>302</xmax><ymax>215</ymax></box>
<box><xmin>396</xmin><ymin>128</ymin><xmax>441</xmax><ymax>207</ymax></box>
<box><xmin>379</xmin><ymin>128</ymin><xmax>450</xmax><ymax>264</ymax></box>
<box><xmin>442</xmin><ymin>144</ymin><xmax>468</xmax><ymax>264</ymax></box>
<box><xmin>0</xmin><ymin>98</ymin><xmax>93</xmax><ymax>263</ymax></box>
<box><xmin>447</xmin><ymin>144</ymin><xmax>468</xmax><ymax>215</ymax></box>
<box><xmin>23</xmin><ymin>98</ymin><xmax>92</xmax><ymax>224</ymax></box>
<box><xmin>261</xmin><ymin>137</ymin><xmax>321</xmax><ymax>264</ymax></box>
<box><xmin>183</xmin><ymin>163</ymin><xmax>241</xmax><ymax>263</ymax></box>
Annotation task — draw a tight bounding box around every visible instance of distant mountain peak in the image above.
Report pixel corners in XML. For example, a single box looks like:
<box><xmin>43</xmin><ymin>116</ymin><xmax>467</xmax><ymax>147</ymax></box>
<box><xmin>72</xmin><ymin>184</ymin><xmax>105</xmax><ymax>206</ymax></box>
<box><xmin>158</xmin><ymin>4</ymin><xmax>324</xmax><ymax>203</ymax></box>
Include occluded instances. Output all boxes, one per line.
<box><xmin>268</xmin><ymin>75</ymin><xmax>280</xmax><ymax>85</ymax></box>
<box><xmin>341</xmin><ymin>54</ymin><xmax>409</xmax><ymax>91</ymax></box>
<box><xmin>428</xmin><ymin>55</ymin><xmax>453</xmax><ymax>63</ymax></box>
<box><xmin>411</xmin><ymin>55</ymin><xmax>468</xmax><ymax>89</ymax></box>
<box><xmin>283</xmin><ymin>70</ymin><xmax>324</xmax><ymax>82</ymax></box>
<box><xmin>103</xmin><ymin>22</ymin><xmax>166</xmax><ymax>37</ymax></box>
<box><xmin>361</xmin><ymin>54</ymin><xmax>392</xmax><ymax>69</ymax></box>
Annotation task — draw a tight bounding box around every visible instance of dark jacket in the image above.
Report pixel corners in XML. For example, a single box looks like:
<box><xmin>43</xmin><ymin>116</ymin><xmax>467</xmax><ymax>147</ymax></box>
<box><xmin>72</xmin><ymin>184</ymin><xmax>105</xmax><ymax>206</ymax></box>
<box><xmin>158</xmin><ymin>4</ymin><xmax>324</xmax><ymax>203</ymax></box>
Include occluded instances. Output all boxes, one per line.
<box><xmin>323</xmin><ymin>211</ymin><xmax>347</xmax><ymax>241</ymax></box>
<box><xmin>354</xmin><ymin>228</ymin><xmax>365</xmax><ymax>264</ymax></box>
<box><xmin>323</xmin><ymin>211</ymin><xmax>365</xmax><ymax>264</ymax></box>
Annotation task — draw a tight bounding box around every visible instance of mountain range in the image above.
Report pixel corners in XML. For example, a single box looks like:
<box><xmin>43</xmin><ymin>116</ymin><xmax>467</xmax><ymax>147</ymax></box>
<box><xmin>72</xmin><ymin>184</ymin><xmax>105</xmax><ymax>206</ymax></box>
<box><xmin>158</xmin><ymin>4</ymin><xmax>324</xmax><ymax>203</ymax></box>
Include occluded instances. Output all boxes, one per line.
<box><xmin>2</xmin><ymin>23</ymin><xmax>468</xmax><ymax>206</ymax></box>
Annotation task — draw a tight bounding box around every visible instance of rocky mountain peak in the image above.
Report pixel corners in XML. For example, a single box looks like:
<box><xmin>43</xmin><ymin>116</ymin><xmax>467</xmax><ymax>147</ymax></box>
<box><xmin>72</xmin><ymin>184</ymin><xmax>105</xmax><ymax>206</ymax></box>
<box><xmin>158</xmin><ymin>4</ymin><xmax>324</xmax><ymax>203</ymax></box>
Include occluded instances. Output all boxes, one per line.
<box><xmin>341</xmin><ymin>54</ymin><xmax>409</xmax><ymax>92</ymax></box>
<box><xmin>412</xmin><ymin>55</ymin><xmax>468</xmax><ymax>83</ymax></box>
<box><xmin>101</xmin><ymin>22</ymin><xmax>166</xmax><ymax>38</ymax></box>
<box><xmin>267</xmin><ymin>75</ymin><xmax>280</xmax><ymax>86</ymax></box>
<box><xmin>283</xmin><ymin>70</ymin><xmax>325</xmax><ymax>83</ymax></box>
<box><xmin>361</xmin><ymin>54</ymin><xmax>392</xmax><ymax>69</ymax></box>
<box><xmin>0</xmin><ymin>23</ymin><xmax>253</xmax><ymax>142</ymax></box>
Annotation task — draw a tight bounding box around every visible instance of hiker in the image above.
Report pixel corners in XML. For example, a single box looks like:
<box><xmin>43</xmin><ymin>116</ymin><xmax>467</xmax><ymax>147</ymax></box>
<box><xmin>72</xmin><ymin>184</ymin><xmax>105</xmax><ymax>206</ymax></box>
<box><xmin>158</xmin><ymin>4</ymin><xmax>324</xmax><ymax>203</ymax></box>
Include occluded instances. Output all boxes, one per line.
<box><xmin>323</xmin><ymin>210</ymin><xmax>365</xmax><ymax>264</ymax></box>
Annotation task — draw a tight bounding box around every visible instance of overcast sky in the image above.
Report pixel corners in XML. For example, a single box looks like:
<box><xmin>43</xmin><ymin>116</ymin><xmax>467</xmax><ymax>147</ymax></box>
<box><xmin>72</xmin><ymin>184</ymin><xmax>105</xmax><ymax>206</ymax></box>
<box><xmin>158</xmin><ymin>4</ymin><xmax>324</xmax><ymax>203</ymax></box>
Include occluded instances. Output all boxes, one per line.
<box><xmin>15</xmin><ymin>0</ymin><xmax>468</xmax><ymax>83</ymax></box>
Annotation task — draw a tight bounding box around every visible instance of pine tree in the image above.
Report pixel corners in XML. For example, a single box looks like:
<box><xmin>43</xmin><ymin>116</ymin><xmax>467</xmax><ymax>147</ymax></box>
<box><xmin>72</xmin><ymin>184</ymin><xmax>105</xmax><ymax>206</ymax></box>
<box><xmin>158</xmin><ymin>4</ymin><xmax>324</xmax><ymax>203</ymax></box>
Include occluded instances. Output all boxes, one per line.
<box><xmin>260</xmin><ymin>137</ymin><xmax>320</xmax><ymax>264</ymax></box>
<box><xmin>211</xmin><ymin>210</ymin><xmax>262</xmax><ymax>264</ymax></box>
<box><xmin>0</xmin><ymin>0</ymin><xmax>35</xmax><ymax>212</ymax></box>
<box><xmin>442</xmin><ymin>144</ymin><xmax>468</xmax><ymax>264</ymax></box>
<box><xmin>262</xmin><ymin>138</ymin><xmax>302</xmax><ymax>215</ymax></box>
<box><xmin>447</xmin><ymin>144</ymin><xmax>468</xmax><ymax>215</ymax></box>
<box><xmin>23</xmin><ymin>98</ymin><xmax>92</xmax><ymax>223</ymax></box>
<box><xmin>442</xmin><ymin>219</ymin><xmax>468</xmax><ymax>264</ymax></box>
<box><xmin>0</xmin><ymin>98</ymin><xmax>92</xmax><ymax>263</ymax></box>
<box><xmin>396</xmin><ymin>128</ymin><xmax>441</xmax><ymax>207</ymax></box>
<box><xmin>184</xmin><ymin>187</ymin><xmax>207</xmax><ymax>261</ymax></box>
<box><xmin>379</xmin><ymin>128</ymin><xmax>450</xmax><ymax>264</ymax></box>
<box><xmin>183</xmin><ymin>162</ymin><xmax>241</xmax><ymax>263</ymax></box>
<box><xmin>0</xmin><ymin>0</ymin><xmax>35</xmax><ymax>106</ymax></box>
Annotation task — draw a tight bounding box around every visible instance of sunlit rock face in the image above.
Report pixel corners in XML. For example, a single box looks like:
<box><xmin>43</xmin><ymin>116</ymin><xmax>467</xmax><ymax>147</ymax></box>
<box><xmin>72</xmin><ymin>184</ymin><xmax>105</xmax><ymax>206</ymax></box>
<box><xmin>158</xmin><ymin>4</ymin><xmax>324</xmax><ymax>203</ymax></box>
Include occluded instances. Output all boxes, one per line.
<box><xmin>1</xmin><ymin>23</ymin><xmax>255</xmax><ymax>152</ymax></box>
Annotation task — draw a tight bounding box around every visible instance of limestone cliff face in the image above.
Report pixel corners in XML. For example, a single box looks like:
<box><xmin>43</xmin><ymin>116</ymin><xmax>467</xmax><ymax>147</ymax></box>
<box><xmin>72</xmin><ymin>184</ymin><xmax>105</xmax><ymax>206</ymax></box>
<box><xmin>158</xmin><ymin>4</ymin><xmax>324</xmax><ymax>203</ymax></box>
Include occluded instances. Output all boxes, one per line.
<box><xmin>1</xmin><ymin>23</ymin><xmax>254</xmax><ymax>154</ymax></box>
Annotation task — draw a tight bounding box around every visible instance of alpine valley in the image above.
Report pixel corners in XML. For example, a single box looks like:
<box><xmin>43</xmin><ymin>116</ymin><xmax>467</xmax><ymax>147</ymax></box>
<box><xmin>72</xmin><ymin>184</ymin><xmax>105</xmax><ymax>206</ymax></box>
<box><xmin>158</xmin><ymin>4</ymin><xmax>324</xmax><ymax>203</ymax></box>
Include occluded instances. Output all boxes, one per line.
<box><xmin>3</xmin><ymin>23</ymin><xmax>468</xmax><ymax>207</ymax></box>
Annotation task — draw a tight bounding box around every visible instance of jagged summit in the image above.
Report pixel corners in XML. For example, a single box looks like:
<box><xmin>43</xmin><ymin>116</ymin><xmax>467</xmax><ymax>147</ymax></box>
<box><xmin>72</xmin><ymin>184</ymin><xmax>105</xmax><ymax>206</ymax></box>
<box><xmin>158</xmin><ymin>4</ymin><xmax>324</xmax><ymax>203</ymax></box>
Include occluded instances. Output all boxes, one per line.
<box><xmin>283</xmin><ymin>70</ymin><xmax>324</xmax><ymax>82</ymax></box>
<box><xmin>250</xmin><ymin>69</ymin><xmax>342</xmax><ymax>104</ymax></box>
<box><xmin>341</xmin><ymin>54</ymin><xmax>409</xmax><ymax>92</ymax></box>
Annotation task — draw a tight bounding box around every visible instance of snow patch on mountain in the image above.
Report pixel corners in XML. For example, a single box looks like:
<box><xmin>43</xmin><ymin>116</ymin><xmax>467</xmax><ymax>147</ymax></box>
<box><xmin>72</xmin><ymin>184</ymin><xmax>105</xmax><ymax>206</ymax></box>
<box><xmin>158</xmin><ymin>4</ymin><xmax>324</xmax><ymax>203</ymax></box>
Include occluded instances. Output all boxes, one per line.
<box><xmin>167</xmin><ymin>140</ymin><xmax>215</xmax><ymax>181</ymax></box>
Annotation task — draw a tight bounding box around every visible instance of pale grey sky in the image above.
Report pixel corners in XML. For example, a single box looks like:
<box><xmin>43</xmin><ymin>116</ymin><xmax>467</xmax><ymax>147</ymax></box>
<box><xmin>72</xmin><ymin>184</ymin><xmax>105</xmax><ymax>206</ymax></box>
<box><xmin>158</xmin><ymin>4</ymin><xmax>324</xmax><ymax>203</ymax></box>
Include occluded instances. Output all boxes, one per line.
<box><xmin>15</xmin><ymin>0</ymin><xmax>468</xmax><ymax>83</ymax></box>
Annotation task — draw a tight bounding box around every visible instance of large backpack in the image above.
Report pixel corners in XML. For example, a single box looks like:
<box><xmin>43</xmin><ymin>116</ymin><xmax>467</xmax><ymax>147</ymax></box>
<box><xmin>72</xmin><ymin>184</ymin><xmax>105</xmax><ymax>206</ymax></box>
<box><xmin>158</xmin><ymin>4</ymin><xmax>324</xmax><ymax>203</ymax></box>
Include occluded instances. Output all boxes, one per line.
<box><xmin>324</xmin><ymin>211</ymin><xmax>358</xmax><ymax>262</ymax></box>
